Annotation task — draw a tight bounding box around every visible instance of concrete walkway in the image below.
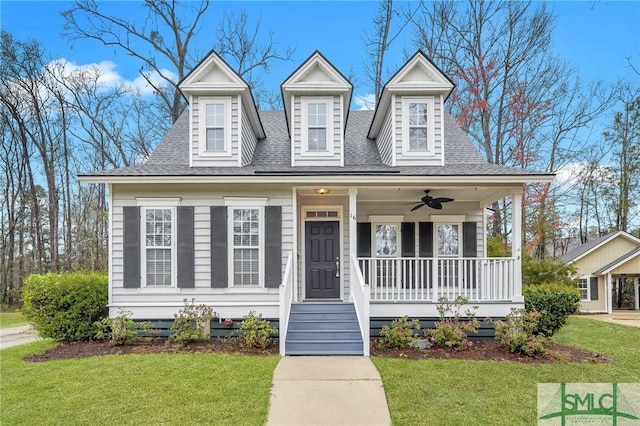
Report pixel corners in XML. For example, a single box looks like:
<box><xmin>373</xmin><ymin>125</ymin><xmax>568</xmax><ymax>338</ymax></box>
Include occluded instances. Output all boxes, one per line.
<box><xmin>581</xmin><ymin>312</ymin><xmax>640</xmax><ymax>328</ymax></box>
<box><xmin>266</xmin><ymin>356</ymin><xmax>391</xmax><ymax>426</ymax></box>
<box><xmin>0</xmin><ymin>325</ymin><xmax>39</xmax><ymax>350</ymax></box>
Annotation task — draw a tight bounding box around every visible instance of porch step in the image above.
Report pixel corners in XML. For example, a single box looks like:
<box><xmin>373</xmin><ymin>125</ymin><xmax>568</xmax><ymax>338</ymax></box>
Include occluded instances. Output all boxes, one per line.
<box><xmin>285</xmin><ymin>303</ymin><xmax>364</xmax><ymax>356</ymax></box>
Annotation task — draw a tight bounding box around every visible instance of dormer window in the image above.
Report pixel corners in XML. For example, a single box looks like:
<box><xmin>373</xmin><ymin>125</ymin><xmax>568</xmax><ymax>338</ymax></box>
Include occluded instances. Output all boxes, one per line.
<box><xmin>402</xmin><ymin>96</ymin><xmax>435</xmax><ymax>155</ymax></box>
<box><xmin>302</xmin><ymin>97</ymin><xmax>334</xmax><ymax>155</ymax></box>
<box><xmin>199</xmin><ymin>97</ymin><xmax>231</xmax><ymax>156</ymax></box>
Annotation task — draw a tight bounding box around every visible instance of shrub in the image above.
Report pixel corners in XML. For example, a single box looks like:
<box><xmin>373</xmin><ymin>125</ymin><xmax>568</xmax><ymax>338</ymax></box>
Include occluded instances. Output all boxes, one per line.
<box><xmin>240</xmin><ymin>311</ymin><xmax>277</xmax><ymax>349</ymax></box>
<box><xmin>523</xmin><ymin>284</ymin><xmax>580</xmax><ymax>336</ymax></box>
<box><xmin>22</xmin><ymin>272</ymin><xmax>108</xmax><ymax>342</ymax></box>
<box><xmin>494</xmin><ymin>308</ymin><xmax>548</xmax><ymax>356</ymax></box>
<box><xmin>424</xmin><ymin>296</ymin><xmax>480</xmax><ymax>350</ymax></box>
<box><xmin>522</xmin><ymin>251</ymin><xmax>577</xmax><ymax>287</ymax></box>
<box><xmin>378</xmin><ymin>316</ymin><xmax>420</xmax><ymax>349</ymax></box>
<box><xmin>168</xmin><ymin>299</ymin><xmax>214</xmax><ymax>346</ymax></box>
<box><xmin>95</xmin><ymin>309</ymin><xmax>153</xmax><ymax>346</ymax></box>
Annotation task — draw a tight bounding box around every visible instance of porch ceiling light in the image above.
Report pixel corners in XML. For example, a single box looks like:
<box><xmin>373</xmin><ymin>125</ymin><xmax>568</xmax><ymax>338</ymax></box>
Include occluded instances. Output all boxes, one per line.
<box><xmin>315</xmin><ymin>188</ymin><xmax>330</xmax><ymax>195</ymax></box>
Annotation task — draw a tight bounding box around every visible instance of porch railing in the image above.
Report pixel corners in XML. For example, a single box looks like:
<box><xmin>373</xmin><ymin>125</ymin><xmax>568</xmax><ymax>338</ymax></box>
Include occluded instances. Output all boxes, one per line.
<box><xmin>278</xmin><ymin>251</ymin><xmax>294</xmax><ymax>356</ymax></box>
<box><xmin>357</xmin><ymin>257</ymin><xmax>515</xmax><ymax>302</ymax></box>
<box><xmin>351</xmin><ymin>254</ymin><xmax>371</xmax><ymax>356</ymax></box>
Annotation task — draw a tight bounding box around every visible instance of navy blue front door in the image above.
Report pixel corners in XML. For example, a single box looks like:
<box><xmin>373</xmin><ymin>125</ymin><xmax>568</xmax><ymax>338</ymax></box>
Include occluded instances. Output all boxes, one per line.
<box><xmin>305</xmin><ymin>221</ymin><xmax>340</xmax><ymax>299</ymax></box>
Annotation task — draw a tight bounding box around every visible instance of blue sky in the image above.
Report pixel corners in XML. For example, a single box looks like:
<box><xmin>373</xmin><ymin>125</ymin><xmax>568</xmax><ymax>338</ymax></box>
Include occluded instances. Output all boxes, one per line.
<box><xmin>1</xmin><ymin>0</ymin><xmax>639</xmax><ymax>108</ymax></box>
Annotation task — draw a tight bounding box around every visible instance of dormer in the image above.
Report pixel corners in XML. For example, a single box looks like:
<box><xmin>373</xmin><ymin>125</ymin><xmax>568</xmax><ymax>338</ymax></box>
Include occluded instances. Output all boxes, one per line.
<box><xmin>368</xmin><ymin>51</ymin><xmax>454</xmax><ymax>167</ymax></box>
<box><xmin>281</xmin><ymin>51</ymin><xmax>353</xmax><ymax>167</ymax></box>
<box><xmin>179</xmin><ymin>50</ymin><xmax>265</xmax><ymax>167</ymax></box>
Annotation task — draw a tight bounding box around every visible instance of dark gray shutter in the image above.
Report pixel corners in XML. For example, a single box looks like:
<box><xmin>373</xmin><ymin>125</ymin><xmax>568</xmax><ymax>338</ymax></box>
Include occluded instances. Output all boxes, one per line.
<box><xmin>210</xmin><ymin>206</ymin><xmax>227</xmax><ymax>288</ymax></box>
<box><xmin>418</xmin><ymin>222</ymin><xmax>433</xmax><ymax>257</ymax></box>
<box><xmin>265</xmin><ymin>206</ymin><xmax>282</xmax><ymax>288</ymax></box>
<box><xmin>590</xmin><ymin>277</ymin><xmax>599</xmax><ymax>300</ymax></box>
<box><xmin>123</xmin><ymin>206</ymin><xmax>140</xmax><ymax>288</ymax></box>
<box><xmin>463</xmin><ymin>222</ymin><xmax>478</xmax><ymax>258</ymax></box>
<box><xmin>401</xmin><ymin>222</ymin><xmax>415</xmax><ymax>257</ymax></box>
<box><xmin>357</xmin><ymin>223</ymin><xmax>372</xmax><ymax>257</ymax></box>
<box><xmin>177</xmin><ymin>206</ymin><xmax>194</xmax><ymax>288</ymax></box>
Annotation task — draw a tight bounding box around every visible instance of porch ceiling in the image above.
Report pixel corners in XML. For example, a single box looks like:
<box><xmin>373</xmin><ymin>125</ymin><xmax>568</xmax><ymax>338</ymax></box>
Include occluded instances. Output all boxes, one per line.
<box><xmin>353</xmin><ymin>186</ymin><xmax>516</xmax><ymax>207</ymax></box>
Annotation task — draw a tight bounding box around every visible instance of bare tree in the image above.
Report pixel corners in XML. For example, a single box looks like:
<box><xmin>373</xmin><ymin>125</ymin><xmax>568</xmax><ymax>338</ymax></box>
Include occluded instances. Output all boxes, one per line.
<box><xmin>63</xmin><ymin>2</ymin><xmax>293</xmax><ymax>118</ymax></box>
<box><xmin>62</xmin><ymin>0</ymin><xmax>209</xmax><ymax>124</ymax></box>
<box><xmin>411</xmin><ymin>1</ymin><xmax>612</xmax><ymax>256</ymax></box>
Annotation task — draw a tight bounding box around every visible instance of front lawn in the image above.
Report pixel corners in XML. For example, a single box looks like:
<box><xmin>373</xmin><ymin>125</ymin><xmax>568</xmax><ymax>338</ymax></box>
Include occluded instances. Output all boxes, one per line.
<box><xmin>0</xmin><ymin>311</ymin><xmax>28</xmax><ymax>328</ymax></box>
<box><xmin>1</xmin><ymin>341</ymin><xmax>279</xmax><ymax>425</ymax></box>
<box><xmin>373</xmin><ymin>317</ymin><xmax>640</xmax><ymax>425</ymax></box>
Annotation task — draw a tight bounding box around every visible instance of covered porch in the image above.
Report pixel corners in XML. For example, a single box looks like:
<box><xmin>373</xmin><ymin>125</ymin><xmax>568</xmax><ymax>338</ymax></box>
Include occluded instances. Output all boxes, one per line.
<box><xmin>279</xmin><ymin>182</ymin><xmax>526</xmax><ymax>355</ymax></box>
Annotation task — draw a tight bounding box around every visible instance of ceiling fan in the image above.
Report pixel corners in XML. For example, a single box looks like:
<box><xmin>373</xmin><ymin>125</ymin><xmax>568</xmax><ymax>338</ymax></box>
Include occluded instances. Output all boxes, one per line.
<box><xmin>407</xmin><ymin>190</ymin><xmax>454</xmax><ymax>211</ymax></box>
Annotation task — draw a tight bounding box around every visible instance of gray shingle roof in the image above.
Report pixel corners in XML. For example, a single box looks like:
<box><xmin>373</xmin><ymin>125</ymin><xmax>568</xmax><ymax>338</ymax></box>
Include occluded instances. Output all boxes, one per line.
<box><xmin>83</xmin><ymin>109</ymin><xmax>551</xmax><ymax>178</ymax></box>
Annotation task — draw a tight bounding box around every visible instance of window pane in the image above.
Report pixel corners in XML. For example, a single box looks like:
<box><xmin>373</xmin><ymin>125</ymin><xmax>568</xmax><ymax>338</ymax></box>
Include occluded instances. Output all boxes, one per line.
<box><xmin>206</xmin><ymin>103</ymin><xmax>225</xmax><ymax>126</ymax></box>
<box><xmin>375</xmin><ymin>224</ymin><xmax>397</xmax><ymax>257</ymax></box>
<box><xmin>409</xmin><ymin>128</ymin><xmax>428</xmax><ymax>151</ymax></box>
<box><xmin>409</xmin><ymin>103</ymin><xmax>428</xmax><ymax>125</ymax></box>
<box><xmin>308</xmin><ymin>103</ymin><xmax>326</xmax><ymax>126</ymax></box>
<box><xmin>234</xmin><ymin>248</ymin><xmax>259</xmax><ymax>286</ymax></box>
<box><xmin>146</xmin><ymin>209</ymin><xmax>171</xmax><ymax>247</ymax></box>
<box><xmin>308</xmin><ymin>128</ymin><xmax>327</xmax><ymax>151</ymax></box>
<box><xmin>146</xmin><ymin>248</ymin><xmax>171</xmax><ymax>286</ymax></box>
<box><xmin>206</xmin><ymin>129</ymin><xmax>225</xmax><ymax>151</ymax></box>
<box><xmin>437</xmin><ymin>224</ymin><xmax>459</xmax><ymax>256</ymax></box>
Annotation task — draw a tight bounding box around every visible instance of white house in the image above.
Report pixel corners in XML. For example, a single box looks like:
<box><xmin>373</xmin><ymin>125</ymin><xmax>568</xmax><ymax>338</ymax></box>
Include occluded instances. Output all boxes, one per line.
<box><xmin>80</xmin><ymin>50</ymin><xmax>554</xmax><ymax>355</ymax></box>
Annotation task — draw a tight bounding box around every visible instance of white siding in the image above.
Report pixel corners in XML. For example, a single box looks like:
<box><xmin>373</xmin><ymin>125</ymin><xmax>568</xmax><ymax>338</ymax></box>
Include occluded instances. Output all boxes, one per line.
<box><xmin>110</xmin><ymin>183</ymin><xmax>294</xmax><ymax>319</ymax></box>
<box><xmin>376</xmin><ymin>107</ymin><xmax>394</xmax><ymax>166</ymax></box>
<box><xmin>240</xmin><ymin>106</ymin><xmax>258</xmax><ymax>166</ymax></box>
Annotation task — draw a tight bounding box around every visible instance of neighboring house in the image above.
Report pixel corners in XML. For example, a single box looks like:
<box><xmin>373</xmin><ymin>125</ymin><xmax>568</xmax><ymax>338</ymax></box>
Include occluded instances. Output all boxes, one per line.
<box><xmin>80</xmin><ymin>50</ymin><xmax>554</xmax><ymax>355</ymax></box>
<box><xmin>563</xmin><ymin>231</ymin><xmax>640</xmax><ymax>313</ymax></box>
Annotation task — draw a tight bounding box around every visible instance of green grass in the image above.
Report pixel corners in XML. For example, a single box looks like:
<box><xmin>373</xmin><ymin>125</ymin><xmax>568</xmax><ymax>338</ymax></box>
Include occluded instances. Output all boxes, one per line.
<box><xmin>1</xmin><ymin>341</ymin><xmax>280</xmax><ymax>425</ymax></box>
<box><xmin>373</xmin><ymin>317</ymin><xmax>640</xmax><ymax>425</ymax></box>
<box><xmin>0</xmin><ymin>311</ymin><xmax>28</xmax><ymax>328</ymax></box>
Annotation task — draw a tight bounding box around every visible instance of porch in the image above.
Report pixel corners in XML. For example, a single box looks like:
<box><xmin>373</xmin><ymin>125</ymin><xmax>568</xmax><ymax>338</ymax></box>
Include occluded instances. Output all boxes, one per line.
<box><xmin>358</xmin><ymin>257</ymin><xmax>516</xmax><ymax>302</ymax></box>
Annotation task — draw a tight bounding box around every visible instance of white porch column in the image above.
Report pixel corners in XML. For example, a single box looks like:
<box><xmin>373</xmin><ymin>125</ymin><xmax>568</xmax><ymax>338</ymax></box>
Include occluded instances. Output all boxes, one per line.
<box><xmin>511</xmin><ymin>190</ymin><xmax>524</xmax><ymax>302</ymax></box>
<box><xmin>606</xmin><ymin>274</ymin><xmax>613</xmax><ymax>314</ymax></box>
<box><xmin>292</xmin><ymin>187</ymin><xmax>299</xmax><ymax>302</ymax></box>
<box><xmin>349</xmin><ymin>187</ymin><xmax>358</xmax><ymax>301</ymax></box>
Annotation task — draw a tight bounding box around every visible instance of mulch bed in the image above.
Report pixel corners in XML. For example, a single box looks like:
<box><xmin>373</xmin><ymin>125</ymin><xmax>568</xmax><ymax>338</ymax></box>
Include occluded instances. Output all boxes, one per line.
<box><xmin>25</xmin><ymin>337</ymin><xmax>609</xmax><ymax>364</ymax></box>
<box><xmin>371</xmin><ymin>340</ymin><xmax>610</xmax><ymax>364</ymax></box>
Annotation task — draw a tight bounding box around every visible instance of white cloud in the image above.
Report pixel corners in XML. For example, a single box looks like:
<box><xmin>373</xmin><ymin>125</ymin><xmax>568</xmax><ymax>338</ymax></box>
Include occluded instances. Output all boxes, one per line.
<box><xmin>45</xmin><ymin>58</ymin><xmax>175</xmax><ymax>96</ymax></box>
<box><xmin>355</xmin><ymin>93</ymin><xmax>376</xmax><ymax>110</ymax></box>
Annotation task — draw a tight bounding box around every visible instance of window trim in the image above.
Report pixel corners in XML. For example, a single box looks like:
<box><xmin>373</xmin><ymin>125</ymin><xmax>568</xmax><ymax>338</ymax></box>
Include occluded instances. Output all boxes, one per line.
<box><xmin>577</xmin><ymin>276</ymin><xmax>590</xmax><ymax>301</ymax></box>
<box><xmin>225</xmin><ymin>197</ymin><xmax>268</xmax><ymax>288</ymax></box>
<box><xmin>402</xmin><ymin>96</ymin><xmax>435</xmax><ymax>156</ymax></box>
<box><xmin>199</xmin><ymin>96</ymin><xmax>232</xmax><ymax>157</ymax></box>
<box><xmin>301</xmin><ymin>97</ymin><xmax>334</xmax><ymax>156</ymax></box>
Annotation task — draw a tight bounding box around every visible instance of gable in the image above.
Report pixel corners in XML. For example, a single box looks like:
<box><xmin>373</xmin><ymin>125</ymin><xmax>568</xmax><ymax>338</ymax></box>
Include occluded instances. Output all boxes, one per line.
<box><xmin>570</xmin><ymin>233</ymin><xmax>640</xmax><ymax>275</ymax></box>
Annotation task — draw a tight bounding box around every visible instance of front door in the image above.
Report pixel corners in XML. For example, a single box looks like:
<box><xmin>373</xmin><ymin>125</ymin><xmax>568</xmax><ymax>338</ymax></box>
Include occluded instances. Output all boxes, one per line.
<box><xmin>305</xmin><ymin>221</ymin><xmax>340</xmax><ymax>299</ymax></box>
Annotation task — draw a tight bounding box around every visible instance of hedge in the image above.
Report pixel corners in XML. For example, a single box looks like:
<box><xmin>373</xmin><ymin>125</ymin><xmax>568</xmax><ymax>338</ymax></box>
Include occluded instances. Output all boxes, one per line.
<box><xmin>22</xmin><ymin>272</ymin><xmax>108</xmax><ymax>341</ymax></box>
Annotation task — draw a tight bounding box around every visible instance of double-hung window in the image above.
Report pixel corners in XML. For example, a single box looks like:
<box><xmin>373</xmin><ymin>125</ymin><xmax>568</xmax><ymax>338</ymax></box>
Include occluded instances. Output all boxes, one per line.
<box><xmin>199</xmin><ymin>97</ymin><xmax>231</xmax><ymax>155</ymax></box>
<box><xmin>577</xmin><ymin>277</ymin><xmax>589</xmax><ymax>301</ymax></box>
<box><xmin>138</xmin><ymin>202</ymin><xmax>180</xmax><ymax>287</ymax></box>
<box><xmin>302</xmin><ymin>97</ymin><xmax>333</xmax><ymax>155</ymax></box>
<box><xmin>225</xmin><ymin>198</ymin><xmax>267</xmax><ymax>287</ymax></box>
<box><xmin>145</xmin><ymin>208</ymin><xmax>173</xmax><ymax>286</ymax></box>
<box><xmin>402</xmin><ymin>97</ymin><xmax>435</xmax><ymax>155</ymax></box>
